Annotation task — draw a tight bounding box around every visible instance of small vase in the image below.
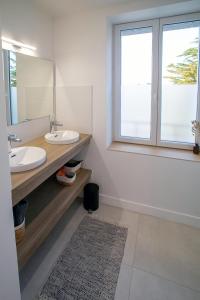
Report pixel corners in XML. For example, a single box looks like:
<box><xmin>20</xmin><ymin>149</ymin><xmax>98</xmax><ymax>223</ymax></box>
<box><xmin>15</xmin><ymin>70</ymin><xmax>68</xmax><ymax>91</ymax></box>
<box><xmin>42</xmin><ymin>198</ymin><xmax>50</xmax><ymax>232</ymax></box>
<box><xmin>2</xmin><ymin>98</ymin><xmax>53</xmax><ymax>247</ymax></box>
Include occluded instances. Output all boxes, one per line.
<box><xmin>193</xmin><ymin>143</ymin><xmax>199</xmax><ymax>154</ymax></box>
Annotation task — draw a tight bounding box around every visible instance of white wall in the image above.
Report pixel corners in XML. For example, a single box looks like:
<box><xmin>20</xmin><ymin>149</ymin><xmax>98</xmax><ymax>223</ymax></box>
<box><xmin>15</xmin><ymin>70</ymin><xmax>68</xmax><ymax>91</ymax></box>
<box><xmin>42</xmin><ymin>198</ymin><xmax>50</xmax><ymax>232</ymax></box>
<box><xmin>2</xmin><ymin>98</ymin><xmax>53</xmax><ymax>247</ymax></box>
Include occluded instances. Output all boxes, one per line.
<box><xmin>56</xmin><ymin>86</ymin><xmax>93</xmax><ymax>134</ymax></box>
<box><xmin>8</xmin><ymin>116</ymin><xmax>50</xmax><ymax>146</ymax></box>
<box><xmin>0</xmin><ymin>26</ymin><xmax>21</xmax><ymax>300</ymax></box>
<box><xmin>16</xmin><ymin>54</ymin><xmax>53</xmax><ymax>122</ymax></box>
<box><xmin>54</xmin><ymin>0</ymin><xmax>200</xmax><ymax>227</ymax></box>
<box><xmin>0</xmin><ymin>0</ymin><xmax>53</xmax><ymax>141</ymax></box>
<box><xmin>0</xmin><ymin>0</ymin><xmax>53</xmax><ymax>59</ymax></box>
<box><xmin>0</xmin><ymin>2</ymin><xmax>54</xmax><ymax>298</ymax></box>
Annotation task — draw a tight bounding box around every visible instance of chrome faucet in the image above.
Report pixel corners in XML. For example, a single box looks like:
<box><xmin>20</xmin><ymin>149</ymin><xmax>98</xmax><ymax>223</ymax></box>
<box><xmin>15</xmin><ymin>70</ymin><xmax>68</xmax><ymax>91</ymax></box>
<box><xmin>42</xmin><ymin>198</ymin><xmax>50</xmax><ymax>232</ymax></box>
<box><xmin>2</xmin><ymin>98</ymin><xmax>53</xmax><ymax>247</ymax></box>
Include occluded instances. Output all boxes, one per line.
<box><xmin>50</xmin><ymin>120</ymin><xmax>63</xmax><ymax>133</ymax></box>
<box><xmin>8</xmin><ymin>134</ymin><xmax>22</xmax><ymax>153</ymax></box>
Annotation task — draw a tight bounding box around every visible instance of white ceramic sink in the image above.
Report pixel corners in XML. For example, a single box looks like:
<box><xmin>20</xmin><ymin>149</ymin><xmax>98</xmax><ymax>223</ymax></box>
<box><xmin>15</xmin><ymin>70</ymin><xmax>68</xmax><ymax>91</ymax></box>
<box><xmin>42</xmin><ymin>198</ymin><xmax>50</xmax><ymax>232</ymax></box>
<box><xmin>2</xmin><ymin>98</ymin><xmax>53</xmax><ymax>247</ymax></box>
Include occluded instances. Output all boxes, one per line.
<box><xmin>9</xmin><ymin>146</ymin><xmax>46</xmax><ymax>173</ymax></box>
<box><xmin>45</xmin><ymin>130</ymin><xmax>80</xmax><ymax>145</ymax></box>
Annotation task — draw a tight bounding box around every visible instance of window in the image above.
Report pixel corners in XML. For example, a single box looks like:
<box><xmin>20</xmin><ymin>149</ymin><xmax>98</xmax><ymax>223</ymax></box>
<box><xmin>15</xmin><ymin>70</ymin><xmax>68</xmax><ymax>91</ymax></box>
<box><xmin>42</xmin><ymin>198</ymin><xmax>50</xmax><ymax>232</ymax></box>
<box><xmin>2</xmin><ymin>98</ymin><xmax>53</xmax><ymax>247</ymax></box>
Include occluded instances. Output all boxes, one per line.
<box><xmin>3</xmin><ymin>50</ymin><xmax>18</xmax><ymax>125</ymax></box>
<box><xmin>113</xmin><ymin>14</ymin><xmax>200</xmax><ymax>149</ymax></box>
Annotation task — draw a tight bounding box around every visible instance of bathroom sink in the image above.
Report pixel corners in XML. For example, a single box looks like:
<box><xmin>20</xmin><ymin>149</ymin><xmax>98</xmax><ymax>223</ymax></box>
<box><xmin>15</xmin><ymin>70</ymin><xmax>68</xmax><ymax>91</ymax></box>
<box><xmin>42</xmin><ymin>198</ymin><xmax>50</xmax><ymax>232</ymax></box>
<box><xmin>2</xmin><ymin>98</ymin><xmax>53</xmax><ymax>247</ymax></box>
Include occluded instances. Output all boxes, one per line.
<box><xmin>9</xmin><ymin>146</ymin><xmax>47</xmax><ymax>173</ymax></box>
<box><xmin>45</xmin><ymin>130</ymin><xmax>80</xmax><ymax>145</ymax></box>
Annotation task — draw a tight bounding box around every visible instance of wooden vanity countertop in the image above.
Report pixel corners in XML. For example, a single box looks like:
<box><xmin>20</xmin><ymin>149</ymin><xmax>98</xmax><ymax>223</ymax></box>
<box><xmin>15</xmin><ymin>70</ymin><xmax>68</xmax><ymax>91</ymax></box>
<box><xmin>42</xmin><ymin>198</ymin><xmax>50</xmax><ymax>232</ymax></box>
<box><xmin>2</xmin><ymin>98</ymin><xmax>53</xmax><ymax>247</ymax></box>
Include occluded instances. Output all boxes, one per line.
<box><xmin>11</xmin><ymin>133</ymin><xmax>91</xmax><ymax>206</ymax></box>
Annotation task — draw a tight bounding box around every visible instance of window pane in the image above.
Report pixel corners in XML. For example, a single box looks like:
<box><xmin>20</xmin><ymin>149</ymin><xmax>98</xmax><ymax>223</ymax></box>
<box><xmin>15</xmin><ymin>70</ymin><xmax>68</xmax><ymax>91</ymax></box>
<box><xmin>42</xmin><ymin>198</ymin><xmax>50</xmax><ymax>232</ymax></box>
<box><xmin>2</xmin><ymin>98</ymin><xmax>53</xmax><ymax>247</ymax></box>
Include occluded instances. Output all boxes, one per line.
<box><xmin>9</xmin><ymin>51</ymin><xmax>18</xmax><ymax>125</ymax></box>
<box><xmin>121</xmin><ymin>27</ymin><xmax>152</xmax><ymax>139</ymax></box>
<box><xmin>161</xmin><ymin>21</ymin><xmax>200</xmax><ymax>144</ymax></box>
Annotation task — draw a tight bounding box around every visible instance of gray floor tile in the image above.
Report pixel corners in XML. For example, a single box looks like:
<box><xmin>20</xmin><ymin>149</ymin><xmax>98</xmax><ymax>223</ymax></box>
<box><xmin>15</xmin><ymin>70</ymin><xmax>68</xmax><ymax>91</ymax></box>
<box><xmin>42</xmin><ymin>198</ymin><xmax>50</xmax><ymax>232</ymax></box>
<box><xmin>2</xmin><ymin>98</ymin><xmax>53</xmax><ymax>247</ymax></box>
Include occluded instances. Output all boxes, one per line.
<box><xmin>92</xmin><ymin>204</ymin><xmax>139</xmax><ymax>266</ymax></box>
<box><xmin>134</xmin><ymin>214</ymin><xmax>200</xmax><ymax>291</ymax></box>
<box><xmin>91</xmin><ymin>203</ymin><xmax>139</xmax><ymax>230</ymax></box>
<box><xmin>20</xmin><ymin>202</ymin><xmax>200</xmax><ymax>300</ymax></box>
<box><xmin>115</xmin><ymin>264</ymin><xmax>133</xmax><ymax>300</ymax></box>
<box><xmin>130</xmin><ymin>268</ymin><xmax>200</xmax><ymax>300</ymax></box>
<box><xmin>122</xmin><ymin>228</ymin><xmax>138</xmax><ymax>266</ymax></box>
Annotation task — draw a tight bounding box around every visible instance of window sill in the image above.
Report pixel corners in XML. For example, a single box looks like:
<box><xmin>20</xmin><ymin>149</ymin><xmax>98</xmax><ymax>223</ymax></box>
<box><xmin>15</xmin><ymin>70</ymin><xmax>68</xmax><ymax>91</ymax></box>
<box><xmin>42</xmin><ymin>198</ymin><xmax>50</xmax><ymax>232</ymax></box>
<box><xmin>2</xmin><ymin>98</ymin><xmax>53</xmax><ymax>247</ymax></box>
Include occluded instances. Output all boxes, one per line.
<box><xmin>108</xmin><ymin>142</ymin><xmax>200</xmax><ymax>162</ymax></box>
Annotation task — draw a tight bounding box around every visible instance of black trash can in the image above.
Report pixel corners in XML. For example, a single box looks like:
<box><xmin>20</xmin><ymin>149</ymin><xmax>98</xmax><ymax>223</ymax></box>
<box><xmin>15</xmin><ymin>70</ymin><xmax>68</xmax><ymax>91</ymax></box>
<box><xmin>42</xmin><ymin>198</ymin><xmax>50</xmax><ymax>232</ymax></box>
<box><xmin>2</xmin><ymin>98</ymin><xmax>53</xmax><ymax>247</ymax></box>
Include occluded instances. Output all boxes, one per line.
<box><xmin>83</xmin><ymin>183</ymin><xmax>99</xmax><ymax>212</ymax></box>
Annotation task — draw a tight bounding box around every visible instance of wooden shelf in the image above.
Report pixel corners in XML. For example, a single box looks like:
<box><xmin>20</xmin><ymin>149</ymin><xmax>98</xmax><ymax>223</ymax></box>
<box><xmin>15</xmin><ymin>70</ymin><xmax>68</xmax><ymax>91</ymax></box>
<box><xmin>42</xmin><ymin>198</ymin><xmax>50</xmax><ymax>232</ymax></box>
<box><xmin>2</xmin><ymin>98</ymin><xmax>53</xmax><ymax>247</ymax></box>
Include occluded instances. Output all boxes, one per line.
<box><xmin>11</xmin><ymin>134</ymin><xmax>91</xmax><ymax>206</ymax></box>
<box><xmin>17</xmin><ymin>168</ymin><xmax>92</xmax><ymax>269</ymax></box>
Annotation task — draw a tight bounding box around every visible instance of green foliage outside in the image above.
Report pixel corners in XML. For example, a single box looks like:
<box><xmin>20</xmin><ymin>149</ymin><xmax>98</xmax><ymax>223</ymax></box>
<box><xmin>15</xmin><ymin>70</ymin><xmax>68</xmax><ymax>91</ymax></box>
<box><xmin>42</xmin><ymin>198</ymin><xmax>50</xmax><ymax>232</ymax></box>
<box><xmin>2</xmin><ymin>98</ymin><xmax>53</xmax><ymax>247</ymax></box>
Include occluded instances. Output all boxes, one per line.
<box><xmin>10</xmin><ymin>68</ymin><xmax>16</xmax><ymax>87</ymax></box>
<box><xmin>10</xmin><ymin>56</ymin><xmax>17</xmax><ymax>87</ymax></box>
<box><xmin>165</xmin><ymin>38</ymin><xmax>198</xmax><ymax>84</ymax></box>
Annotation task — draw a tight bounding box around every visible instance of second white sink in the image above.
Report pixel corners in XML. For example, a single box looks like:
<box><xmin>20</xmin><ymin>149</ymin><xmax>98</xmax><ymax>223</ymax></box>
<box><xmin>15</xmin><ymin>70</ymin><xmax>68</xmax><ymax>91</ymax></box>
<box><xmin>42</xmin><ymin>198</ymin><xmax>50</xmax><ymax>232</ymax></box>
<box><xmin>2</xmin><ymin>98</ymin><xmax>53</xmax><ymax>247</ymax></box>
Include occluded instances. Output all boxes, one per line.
<box><xmin>9</xmin><ymin>146</ymin><xmax>46</xmax><ymax>173</ymax></box>
<box><xmin>45</xmin><ymin>130</ymin><xmax>79</xmax><ymax>144</ymax></box>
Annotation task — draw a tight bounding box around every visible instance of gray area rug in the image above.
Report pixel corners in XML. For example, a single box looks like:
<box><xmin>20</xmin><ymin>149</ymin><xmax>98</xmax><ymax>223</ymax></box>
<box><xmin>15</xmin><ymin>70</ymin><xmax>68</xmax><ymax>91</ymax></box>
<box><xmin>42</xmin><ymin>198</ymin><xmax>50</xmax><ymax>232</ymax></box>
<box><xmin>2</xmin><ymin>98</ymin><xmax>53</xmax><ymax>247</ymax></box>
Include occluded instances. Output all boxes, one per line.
<box><xmin>37</xmin><ymin>216</ymin><xmax>128</xmax><ymax>300</ymax></box>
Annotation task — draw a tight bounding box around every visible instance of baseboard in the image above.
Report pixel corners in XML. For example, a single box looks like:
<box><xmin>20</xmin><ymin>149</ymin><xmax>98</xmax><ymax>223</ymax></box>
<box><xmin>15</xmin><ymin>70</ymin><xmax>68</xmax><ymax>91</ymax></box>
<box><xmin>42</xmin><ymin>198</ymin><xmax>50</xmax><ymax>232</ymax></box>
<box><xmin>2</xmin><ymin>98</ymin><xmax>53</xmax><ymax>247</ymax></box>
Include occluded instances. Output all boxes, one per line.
<box><xmin>100</xmin><ymin>193</ymin><xmax>200</xmax><ymax>229</ymax></box>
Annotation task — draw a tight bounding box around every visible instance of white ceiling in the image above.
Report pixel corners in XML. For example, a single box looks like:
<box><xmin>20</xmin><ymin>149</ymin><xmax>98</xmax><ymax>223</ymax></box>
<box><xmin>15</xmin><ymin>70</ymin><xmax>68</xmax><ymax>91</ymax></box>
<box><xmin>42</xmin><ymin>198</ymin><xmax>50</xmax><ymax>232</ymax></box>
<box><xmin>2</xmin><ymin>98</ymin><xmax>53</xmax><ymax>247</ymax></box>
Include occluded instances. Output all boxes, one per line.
<box><xmin>35</xmin><ymin>0</ymin><xmax>132</xmax><ymax>17</ymax></box>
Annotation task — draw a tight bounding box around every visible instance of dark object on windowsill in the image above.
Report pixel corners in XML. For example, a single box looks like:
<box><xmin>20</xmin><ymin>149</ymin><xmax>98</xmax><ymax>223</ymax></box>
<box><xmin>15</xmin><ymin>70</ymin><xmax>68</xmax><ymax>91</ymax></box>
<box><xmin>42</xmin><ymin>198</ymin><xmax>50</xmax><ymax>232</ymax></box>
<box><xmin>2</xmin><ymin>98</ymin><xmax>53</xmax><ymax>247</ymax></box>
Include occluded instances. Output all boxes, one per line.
<box><xmin>193</xmin><ymin>143</ymin><xmax>199</xmax><ymax>155</ymax></box>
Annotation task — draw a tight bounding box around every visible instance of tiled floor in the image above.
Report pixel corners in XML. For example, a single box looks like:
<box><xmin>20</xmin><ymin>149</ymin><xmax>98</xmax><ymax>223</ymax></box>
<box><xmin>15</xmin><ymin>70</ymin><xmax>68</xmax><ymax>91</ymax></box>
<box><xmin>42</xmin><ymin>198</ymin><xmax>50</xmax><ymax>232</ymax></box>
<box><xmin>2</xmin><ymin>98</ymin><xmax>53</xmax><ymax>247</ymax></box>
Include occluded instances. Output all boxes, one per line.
<box><xmin>20</xmin><ymin>200</ymin><xmax>200</xmax><ymax>300</ymax></box>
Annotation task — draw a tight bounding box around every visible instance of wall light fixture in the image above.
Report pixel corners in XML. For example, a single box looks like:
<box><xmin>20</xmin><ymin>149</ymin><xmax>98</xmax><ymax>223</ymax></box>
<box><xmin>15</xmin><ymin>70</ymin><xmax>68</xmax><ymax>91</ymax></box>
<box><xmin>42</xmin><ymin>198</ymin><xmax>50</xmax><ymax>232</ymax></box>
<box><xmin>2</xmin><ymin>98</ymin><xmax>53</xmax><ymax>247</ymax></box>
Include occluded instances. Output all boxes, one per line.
<box><xmin>1</xmin><ymin>37</ymin><xmax>36</xmax><ymax>52</ymax></box>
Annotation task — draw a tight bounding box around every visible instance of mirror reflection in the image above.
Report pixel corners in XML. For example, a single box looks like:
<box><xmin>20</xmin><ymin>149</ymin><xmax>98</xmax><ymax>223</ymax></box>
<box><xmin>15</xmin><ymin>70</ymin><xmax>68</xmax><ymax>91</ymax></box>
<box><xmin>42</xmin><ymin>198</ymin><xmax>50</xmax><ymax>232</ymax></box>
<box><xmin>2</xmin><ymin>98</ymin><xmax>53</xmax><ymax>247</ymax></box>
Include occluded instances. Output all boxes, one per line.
<box><xmin>3</xmin><ymin>50</ymin><xmax>54</xmax><ymax>126</ymax></box>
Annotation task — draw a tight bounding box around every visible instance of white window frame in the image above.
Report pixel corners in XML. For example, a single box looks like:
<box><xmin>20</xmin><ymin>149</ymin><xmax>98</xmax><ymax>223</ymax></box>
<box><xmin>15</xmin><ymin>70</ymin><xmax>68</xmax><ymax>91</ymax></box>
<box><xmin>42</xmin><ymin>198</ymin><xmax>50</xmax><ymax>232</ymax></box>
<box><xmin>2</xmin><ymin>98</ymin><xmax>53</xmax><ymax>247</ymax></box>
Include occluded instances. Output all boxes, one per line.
<box><xmin>113</xmin><ymin>13</ymin><xmax>200</xmax><ymax>150</ymax></box>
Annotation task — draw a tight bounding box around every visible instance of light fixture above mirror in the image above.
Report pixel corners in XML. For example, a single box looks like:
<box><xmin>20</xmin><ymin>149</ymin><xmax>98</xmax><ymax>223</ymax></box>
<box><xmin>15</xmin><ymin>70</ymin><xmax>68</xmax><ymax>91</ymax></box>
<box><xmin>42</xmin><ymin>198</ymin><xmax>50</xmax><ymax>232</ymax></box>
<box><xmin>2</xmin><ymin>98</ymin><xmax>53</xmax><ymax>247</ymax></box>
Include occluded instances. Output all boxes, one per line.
<box><xmin>2</xmin><ymin>37</ymin><xmax>37</xmax><ymax>55</ymax></box>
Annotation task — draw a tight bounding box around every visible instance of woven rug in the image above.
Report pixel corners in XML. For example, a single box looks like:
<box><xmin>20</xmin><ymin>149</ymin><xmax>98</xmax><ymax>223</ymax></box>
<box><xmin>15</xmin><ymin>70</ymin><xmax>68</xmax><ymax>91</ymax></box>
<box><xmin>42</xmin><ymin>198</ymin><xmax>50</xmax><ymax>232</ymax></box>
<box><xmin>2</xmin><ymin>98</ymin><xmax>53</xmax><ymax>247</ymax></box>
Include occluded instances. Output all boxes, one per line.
<box><xmin>37</xmin><ymin>216</ymin><xmax>128</xmax><ymax>300</ymax></box>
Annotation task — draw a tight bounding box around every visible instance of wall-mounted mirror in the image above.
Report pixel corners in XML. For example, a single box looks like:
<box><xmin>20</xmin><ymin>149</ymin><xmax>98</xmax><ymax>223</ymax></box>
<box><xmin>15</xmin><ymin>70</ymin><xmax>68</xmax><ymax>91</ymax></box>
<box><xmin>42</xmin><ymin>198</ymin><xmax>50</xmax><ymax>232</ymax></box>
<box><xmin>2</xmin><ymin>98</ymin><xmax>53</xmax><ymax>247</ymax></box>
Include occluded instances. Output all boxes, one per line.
<box><xmin>3</xmin><ymin>50</ymin><xmax>54</xmax><ymax>126</ymax></box>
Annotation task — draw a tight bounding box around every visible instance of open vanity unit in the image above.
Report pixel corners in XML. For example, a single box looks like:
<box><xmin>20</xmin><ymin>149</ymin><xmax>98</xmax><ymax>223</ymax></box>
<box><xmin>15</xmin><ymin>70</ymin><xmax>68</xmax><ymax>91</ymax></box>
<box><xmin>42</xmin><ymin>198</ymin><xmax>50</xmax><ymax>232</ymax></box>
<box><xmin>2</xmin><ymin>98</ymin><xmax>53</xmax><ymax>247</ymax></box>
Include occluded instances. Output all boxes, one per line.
<box><xmin>11</xmin><ymin>134</ymin><xmax>92</xmax><ymax>269</ymax></box>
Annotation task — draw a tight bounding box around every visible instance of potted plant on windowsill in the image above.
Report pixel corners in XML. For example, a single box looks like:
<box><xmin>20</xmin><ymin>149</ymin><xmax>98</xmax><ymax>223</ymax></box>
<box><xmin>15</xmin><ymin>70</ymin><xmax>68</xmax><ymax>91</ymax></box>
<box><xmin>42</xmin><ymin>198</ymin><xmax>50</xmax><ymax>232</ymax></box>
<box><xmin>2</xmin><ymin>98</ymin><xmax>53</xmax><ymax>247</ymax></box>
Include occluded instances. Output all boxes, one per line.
<box><xmin>191</xmin><ymin>120</ymin><xmax>200</xmax><ymax>154</ymax></box>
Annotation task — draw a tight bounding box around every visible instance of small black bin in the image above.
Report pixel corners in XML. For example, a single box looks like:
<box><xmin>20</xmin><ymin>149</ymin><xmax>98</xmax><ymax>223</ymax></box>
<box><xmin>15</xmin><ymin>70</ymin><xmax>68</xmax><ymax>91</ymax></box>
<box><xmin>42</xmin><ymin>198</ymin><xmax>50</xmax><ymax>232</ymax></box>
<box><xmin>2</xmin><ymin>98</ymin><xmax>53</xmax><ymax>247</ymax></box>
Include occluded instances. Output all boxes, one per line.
<box><xmin>83</xmin><ymin>183</ymin><xmax>99</xmax><ymax>211</ymax></box>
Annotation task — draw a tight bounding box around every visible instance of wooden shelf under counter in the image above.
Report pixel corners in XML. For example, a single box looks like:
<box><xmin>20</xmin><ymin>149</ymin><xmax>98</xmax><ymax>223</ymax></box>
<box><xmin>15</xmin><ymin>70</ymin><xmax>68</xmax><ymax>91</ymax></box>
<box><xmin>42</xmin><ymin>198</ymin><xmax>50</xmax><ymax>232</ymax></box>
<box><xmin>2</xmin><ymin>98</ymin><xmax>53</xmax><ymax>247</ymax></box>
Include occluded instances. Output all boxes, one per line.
<box><xmin>11</xmin><ymin>133</ymin><xmax>91</xmax><ymax>206</ymax></box>
<box><xmin>17</xmin><ymin>168</ymin><xmax>92</xmax><ymax>269</ymax></box>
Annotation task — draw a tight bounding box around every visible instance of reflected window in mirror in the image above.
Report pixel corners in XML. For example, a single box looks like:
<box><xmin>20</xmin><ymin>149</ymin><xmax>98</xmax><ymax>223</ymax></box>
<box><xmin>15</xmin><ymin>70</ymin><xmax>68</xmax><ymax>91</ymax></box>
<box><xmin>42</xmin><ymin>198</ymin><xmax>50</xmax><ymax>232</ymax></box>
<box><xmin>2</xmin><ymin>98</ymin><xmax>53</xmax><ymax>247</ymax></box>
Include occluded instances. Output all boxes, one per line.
<box><xmin>3</xmin><ymin>50</ymin><xmax>54</xmax><ymax>126</ymax></box>
<box><xmin>3</xmin><ymin>50</ymin><xmax>18</xmax><ymax>125</ymax></box>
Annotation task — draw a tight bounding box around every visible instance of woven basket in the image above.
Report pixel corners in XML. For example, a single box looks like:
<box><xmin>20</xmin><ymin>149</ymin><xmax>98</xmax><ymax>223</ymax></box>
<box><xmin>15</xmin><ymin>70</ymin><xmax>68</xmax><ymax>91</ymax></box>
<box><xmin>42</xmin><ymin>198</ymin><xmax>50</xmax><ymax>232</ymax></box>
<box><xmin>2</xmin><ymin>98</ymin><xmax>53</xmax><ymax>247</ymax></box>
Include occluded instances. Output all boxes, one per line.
<box><xmin>15</xmin><ymin>219</ymin><xmax>25</xmax><ymax>245</ymax></box>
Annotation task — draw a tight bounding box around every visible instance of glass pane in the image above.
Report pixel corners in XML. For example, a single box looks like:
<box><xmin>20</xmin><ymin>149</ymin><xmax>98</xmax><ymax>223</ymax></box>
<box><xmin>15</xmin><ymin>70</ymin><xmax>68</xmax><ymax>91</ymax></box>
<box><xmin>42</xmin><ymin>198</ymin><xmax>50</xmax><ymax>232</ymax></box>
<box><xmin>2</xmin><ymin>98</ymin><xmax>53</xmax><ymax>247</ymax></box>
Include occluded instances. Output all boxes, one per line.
<box><xmin>161</xmin><ymin>21</ymin><xmax>200</xmax><ymax>144</ymax></box>
<box><xmin>9</xmin><ymin>51</ymin><xmax>18</xmax><ymax>125</ymax></box>
<box><xmin>121</xmin><ymin>27</ymin><xmax>152</xmax><ymax>139</ymax></box>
